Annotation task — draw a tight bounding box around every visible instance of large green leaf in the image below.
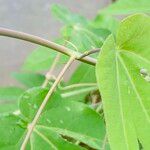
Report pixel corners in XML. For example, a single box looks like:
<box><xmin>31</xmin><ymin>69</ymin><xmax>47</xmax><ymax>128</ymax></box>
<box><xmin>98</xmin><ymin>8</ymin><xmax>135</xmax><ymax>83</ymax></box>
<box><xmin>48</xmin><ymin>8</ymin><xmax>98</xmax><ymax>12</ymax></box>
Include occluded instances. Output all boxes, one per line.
<box><xmin>102</xmin><ymin>0</ymin><xmax>150</xmax><ymax>15</ymax></box>
<box><xmin>12</xmin><ymin>72</ymin><xmax>45</xmax><ymax>88</ymax></box>
<box><xmin>0</xmin><ymin>87</ymin><xmax>24</xmax><ymax>113</ymax></box>
<box><xmin>0</xmin><ymin>87</ymin><xmax>106</xmax><ymax>149</ymax></box>
<box><xmin>96</xmin><ymin>14</ymin><xmax>150</xmax><ymax>150</ymax></box>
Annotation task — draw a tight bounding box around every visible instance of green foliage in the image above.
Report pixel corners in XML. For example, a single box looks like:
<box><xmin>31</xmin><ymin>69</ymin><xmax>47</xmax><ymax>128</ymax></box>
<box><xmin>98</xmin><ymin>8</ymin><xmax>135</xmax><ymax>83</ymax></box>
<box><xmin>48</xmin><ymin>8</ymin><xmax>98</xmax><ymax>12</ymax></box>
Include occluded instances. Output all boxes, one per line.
<box><xmin>23</xmin><ymin>46</ymin><xmax>57</xmax><ymax>72</ymax></box>
<box><xmin>0</xmin><ymin>87</ymin><xmax>24</xmax><ymax>100</ymax></box>
<box><xmin>19</xmin><ymin>87</ymin><xmax>60</xmax><ymax>121</ymax></box>
<box><xmin>0</xmin><ymin>87</ymin><xmax>24</xmax><ymax>113</ymax></box>
<box><xmin>0</xmin><ymin>1</ymin><xmax>150</xmax><ymax>150</ymax></box>
<box><xmin>51</xmin><ymin>4</ymin><xmax>88</xmax><ymax>25</ymax></box>
<box><xmin>12</xmin><ymin>72</ymin><xmax>45</xmax><ymax>88</ymax></box>
<box><xmin>52</xmin><ymin>4</ymin><xmax>109</xmax><ymax>53</ymax></box>
<box><xmin>61</xmin><ymin>25</ymin><xmax>104</xmax><ymax>53</ymax></box>
<box><xmin>91</xmin><ymin>14</ymin><xmax>119</xmax><ymax>35</ymax></box>
<box><xmin>69</xmin><ymin>63</ymin><xmax>96</xmax><ymax>84</ymax></box>
<box><xmin>62</xmin><ymin>63</ymin><xmax>97</xmax><ymax>102</ymax></box>
<box><xmin>0</xmin><ymin>87</ymin><xmax>106</xmax><ymax>149</ymax></box>
<box><xmin>61</xmin><ymin>83</ymin><xmax>97</xmax><ymax>102</ymax></box>
<box><xmin>101</xmin><ymin>0</ymin><xmax>150</xmax><ymax>15</ymax></box>
<box><xmin>0</xmin><ymin>114</ymin><xmax>26</xmax><ymax>149</ymax></box>
<box><xmin>96</xmin><ymin>14</ymin><xmax>150</xmax><ymax>150</ymax></box>
<box><xmin>23</xmin><ymin>4</ymin><xmax>112</xmax><ymax>72</ymax></box>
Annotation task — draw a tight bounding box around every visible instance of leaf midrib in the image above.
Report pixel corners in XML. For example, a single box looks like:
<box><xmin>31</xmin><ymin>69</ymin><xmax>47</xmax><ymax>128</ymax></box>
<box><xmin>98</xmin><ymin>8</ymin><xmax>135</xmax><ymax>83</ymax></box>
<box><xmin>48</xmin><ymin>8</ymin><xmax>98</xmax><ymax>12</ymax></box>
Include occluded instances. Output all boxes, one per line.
<box><xmin>115</xmin><ymin>53</ymin><xmax>130</xmax><ymax>150</ymax></box>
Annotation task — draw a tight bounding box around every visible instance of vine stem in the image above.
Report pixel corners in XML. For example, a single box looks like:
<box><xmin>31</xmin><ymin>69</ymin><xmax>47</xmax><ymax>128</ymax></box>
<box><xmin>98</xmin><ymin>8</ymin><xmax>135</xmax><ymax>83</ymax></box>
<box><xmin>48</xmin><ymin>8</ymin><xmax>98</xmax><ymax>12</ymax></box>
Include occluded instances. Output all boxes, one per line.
<box><xmin>21</xmin><ymin>56</ymin><xmax>76</xmax><ymax>150</ymax></box>
<box><xmin>0</xmin><ymin>27</ymin><xmax>96</xmax><ymax>66</ymax></box>
<box><xmin>78</xmin><ymin>48</ymin><xmax>100</xmax><ymax>59</ymax></box>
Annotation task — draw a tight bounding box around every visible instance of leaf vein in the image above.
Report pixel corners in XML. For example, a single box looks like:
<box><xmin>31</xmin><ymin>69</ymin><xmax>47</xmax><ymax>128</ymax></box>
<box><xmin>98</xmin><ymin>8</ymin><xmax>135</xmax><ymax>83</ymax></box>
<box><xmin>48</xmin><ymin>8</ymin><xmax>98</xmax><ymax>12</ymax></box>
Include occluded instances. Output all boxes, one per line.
<box><xmin>115</xmin><ymin>54</ymin><xmax>130</xmax><ymax>150</ymax></box>
<box><xmin>34</xmin><ymin>128</ymin><xmax>58</xmax><ymax>150</ymax></box>
<box><xmin>118</xmin><ymin>55</ymin><xmax>150</xmax><ymax>123</ymax></box>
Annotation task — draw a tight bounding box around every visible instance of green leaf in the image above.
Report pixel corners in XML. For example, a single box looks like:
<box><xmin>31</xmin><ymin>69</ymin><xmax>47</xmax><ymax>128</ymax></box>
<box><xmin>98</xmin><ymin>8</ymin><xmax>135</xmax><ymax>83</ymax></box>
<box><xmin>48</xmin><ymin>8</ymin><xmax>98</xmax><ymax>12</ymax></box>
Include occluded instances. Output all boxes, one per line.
<box><xmin>51</xmin><ymin>4</ymin><xmax>88</xmax><ymax>25</ymax></box>
<box><xmin>0</xmin><ymin>87</ymin><xmax>24</xmax><ymax>113</ymax></box>
<box><xmin>92</xmin><ymin>14</ymin><xmax>119</xmax><ymax>35</ymax></box>
<box><xmin>22</xmin><ymin>38</ymin><xmax>69</xmax><ymax>72</ymax></box>
<box><xmin>0</xmin><ymin>87</ymin><xmax>24</xmax><ymax>100</ymax></box>
<box><xmin>20</xmin><ymin>87</ymin><xmax>105</xmax><ymax>149</ymax></box>
<box><xmin>37</xmin><ymin>100</ymin><xmax>106</xmax><ymax>150</ymax></box>
<box><xmin>51</xmin><ymin>4</ymin><xmax>105</xmax><ymax>53</ymax></box>
<box><xmin>19</xmin><ymin>87</ymin><xmax>106</xmax><ymax>149</ymax></box>
<box><xmin>102</xmin><ymin>0</ymin><xmax>150</xmax><ymax>15</ymax></box>
<box><xmin>69</xmin><ymin>63</ymin><xmax>96</xmax><ymax>84</ymax></box>
<box><xmin>12</xmin><ymin>72</ymin><xmax>45</xmax><ymax>88</ymax></box>
<box><xmin>96</xmin><ymin>14</ymin><xmax>150</xmax><ymax>150</ymax></box>
<box><xmin>61</xmin><ymin>84</ymin><xmax>98</xmax><ymax>102</ymax></box>
<box><xmin>19</xmin><ymin>87</ymin><xmax>61</xmax><ymax>121</ymax></box>
<box><xmin>62</xmin><ymin>63</ymin><xmax>97</xmax><ymax>102</ymax></box>
<box><xmin>61</xmin><ymin>24</ymin><xmax>103</xmax><ymax>53</ymax></box>
<box><xmin>0</xmin><ymin>114</ymin><xmax>82</xmax><ymax>150</ymax></box>
<box><xmin>0</xmin><ymin>114</ymin><xmax>26</xmax><ymax>149</ymax></box>
<box><xmin>30</xmin><ymin>127</ymin><xmax>84</xmax><ymax>150</ymax></box>
<box><xmin>0</xmin><ymin>102</ymin><xmax>18</xmax><ymax>114</ymax></box>
<box><xmin>51</xmin><ymin>24</ymin><xmax>104</xmax><ymax>65</ymax></box>
<box><xmin>1</xmin><ymin>87</ymin><xmax>106</xmax><ymax>149</ymax></box>
<box><xmin>22</xmin><ymin>46</ymin><xmax>57</xmax><ymax>72</ymax></box>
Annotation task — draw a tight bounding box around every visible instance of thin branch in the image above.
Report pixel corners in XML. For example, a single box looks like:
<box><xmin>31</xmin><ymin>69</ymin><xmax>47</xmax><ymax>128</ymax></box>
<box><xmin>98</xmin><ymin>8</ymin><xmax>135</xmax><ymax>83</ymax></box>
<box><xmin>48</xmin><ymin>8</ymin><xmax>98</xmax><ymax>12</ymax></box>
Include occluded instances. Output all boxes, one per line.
<box><xmin>21</xmin><ymin>56</ymin><xmax>76</xmax><ymax>150</ymax></box>
<box><xmin>78</xmin><ymin>48</ymin><xmax>100</xmax><ymax>59</ymax></box>
<box><xmin>0</xmin><ymin>27</ymin><xmax>96</xmax><ymax>66</ymax></box>
<box><xmin>42</xmin><ymin>53</ymin><xmax>61</xmax><ymax>88</ymax></box>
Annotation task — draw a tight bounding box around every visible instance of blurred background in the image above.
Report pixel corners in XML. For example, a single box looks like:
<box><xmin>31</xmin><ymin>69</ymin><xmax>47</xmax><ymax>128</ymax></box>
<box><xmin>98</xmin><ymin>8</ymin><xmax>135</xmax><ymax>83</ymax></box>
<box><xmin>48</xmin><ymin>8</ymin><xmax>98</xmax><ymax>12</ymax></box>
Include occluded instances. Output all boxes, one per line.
<box><xmin>0</xmin><ymin>0</ymin><xmax>111</xmax><ymax>86</ymax></box>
